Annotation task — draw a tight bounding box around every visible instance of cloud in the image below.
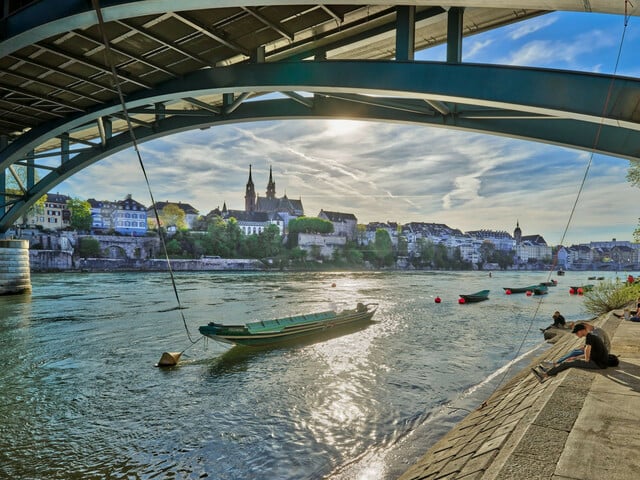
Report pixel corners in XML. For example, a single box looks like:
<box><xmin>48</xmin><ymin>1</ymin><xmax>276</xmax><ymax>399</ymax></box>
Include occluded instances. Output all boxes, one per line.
<box><xmin>509</xmin><ymin>15</ymin><xmax>558</xmax><ymax>40</ymax></box>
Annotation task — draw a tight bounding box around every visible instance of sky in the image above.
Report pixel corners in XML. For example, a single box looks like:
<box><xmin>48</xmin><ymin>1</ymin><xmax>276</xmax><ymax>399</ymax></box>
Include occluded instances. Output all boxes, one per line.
<box><xmin>57</xmin><ymin>11</ymin><xmax>640</xmax><ymax>246</ymax></box>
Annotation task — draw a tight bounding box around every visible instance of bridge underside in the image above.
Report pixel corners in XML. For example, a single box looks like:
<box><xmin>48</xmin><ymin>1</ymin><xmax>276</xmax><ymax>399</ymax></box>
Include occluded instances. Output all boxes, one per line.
<box><xmin>1</xmin><ymin>2</ymin><xmax>639</xmax><ymax>231</ymax></box>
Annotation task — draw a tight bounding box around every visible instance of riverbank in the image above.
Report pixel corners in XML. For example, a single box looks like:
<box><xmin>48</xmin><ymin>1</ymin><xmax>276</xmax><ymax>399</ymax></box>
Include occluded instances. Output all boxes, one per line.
<box><xmin>397</xmin><ymin>311</ymin><xmax>640</xmax><ymax>479</ymax></box>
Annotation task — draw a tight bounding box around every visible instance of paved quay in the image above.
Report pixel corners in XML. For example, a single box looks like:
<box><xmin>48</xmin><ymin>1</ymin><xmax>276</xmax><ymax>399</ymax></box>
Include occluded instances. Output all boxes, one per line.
<box><xmin>398</xmin><ymin>311</ymin><xmax>640</xmax><ymax>480</ymax></box>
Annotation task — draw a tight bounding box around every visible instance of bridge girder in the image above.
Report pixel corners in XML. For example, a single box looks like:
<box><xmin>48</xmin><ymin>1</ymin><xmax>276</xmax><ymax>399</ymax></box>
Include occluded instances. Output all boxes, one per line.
<box><xmin>1</xmin><ymin>60</ymin><xmax>640</xmax><ymax>231</ymax></box>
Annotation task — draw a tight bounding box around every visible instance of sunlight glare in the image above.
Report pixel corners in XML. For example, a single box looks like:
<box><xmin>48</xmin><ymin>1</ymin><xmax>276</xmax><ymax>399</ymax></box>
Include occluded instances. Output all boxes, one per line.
<box><xmin>324</xmin><ymin>119</ymin><xmax>366</xmax><ymax>137</ymax></box>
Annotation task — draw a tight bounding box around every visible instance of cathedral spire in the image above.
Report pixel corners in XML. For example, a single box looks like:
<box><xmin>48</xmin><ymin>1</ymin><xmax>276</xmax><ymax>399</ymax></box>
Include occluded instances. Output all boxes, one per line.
<box><xmin>245</xmin><ymin>165</ymin><xmax>256</xmax><ymax>213</ymax></box>
<box><xmin>266</xmin><ymin>165</ymin><xmax>276</xmax><ymax>199</ymax></box>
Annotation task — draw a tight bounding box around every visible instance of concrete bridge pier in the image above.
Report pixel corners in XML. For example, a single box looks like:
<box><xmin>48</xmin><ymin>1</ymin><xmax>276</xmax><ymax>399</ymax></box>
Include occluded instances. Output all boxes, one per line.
<box><xmin>0</xmin><ymin>239</ymin><xmax>31</xmax><ymax>295</ymax></box>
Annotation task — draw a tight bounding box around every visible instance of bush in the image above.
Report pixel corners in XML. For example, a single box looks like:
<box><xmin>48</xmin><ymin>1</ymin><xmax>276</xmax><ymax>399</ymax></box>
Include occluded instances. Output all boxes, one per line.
<box><xmin>583</xmin><ymin>280</ymin><xmax>640</xmax><ymax>316</ymax></box>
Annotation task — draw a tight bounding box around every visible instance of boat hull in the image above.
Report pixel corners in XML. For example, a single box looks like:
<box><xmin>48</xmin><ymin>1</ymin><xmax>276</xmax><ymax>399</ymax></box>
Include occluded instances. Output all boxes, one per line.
<box><xmin>459</xmin><ymin>290</ymin><xmax>490</xmax><ymax>302</ymax></box>
<box><xmin>199</xmin><ymin>304</ymin><xmax>377</xmax><ymax>347</ymax></box>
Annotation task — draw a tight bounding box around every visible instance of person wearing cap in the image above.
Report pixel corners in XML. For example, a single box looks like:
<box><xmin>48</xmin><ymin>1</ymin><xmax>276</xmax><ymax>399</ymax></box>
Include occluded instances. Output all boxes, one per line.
<box><xmin>541</xmin><ymin>321</ymin><xmax>611</xmax><ymax>370</ymax></box>
<box><xmin>532</xmin><ymin>323</ymin><xmax>609</xmax><ymax>383</ymax></box>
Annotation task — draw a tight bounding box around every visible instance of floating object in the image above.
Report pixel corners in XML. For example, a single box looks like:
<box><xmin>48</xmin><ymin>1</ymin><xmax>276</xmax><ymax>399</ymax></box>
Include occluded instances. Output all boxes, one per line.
<box><xmin>459</xmin><ymin>290</ymin><xmax>489</xmax><ymax>303</ymax></box>
<box><xmin>505</xmin><ymin>289</ymin><xmax>512</xmax><ymax>295</ymax></box>
<box><xmin>434</xmin><ymin>296</ymin><xmax>441</xmax><ymax>303</ymax></box>
<box><xmin>569</xmin><ymin>288</ymin><xmax>575</xmax><ymax>295</ymax></box>
<box><xmin>199</xmin><ymin>302</ymin><xmax>378</xmax><ymax>347</ymax></box>
<box><xmin>458</xmin><ymin>298</ymin><xmax>466</xmax><ymax>304</ymax></box>
<box><xmin>569</xmin><ymin>284</ymin><xmax>594</xmax><ymax>294</ymax></box>
<box><xmin>526</xmin><ymin>290</ymin><xmax>532</xmax><ymax>296</ymax></box>
<box><xmin>558</xmin><ymin>269</ymin><xmax>565</xmax><ymax>276</ymax></box>
<box><xmin>539</xmin><ymin>280</ymin><xmax>558</xmax><ymax>286</ymax></box>
<box><xmin>331</xmin><ymin>283</ymin><xmax>336</xmax><ymax>287</ymax></box>
<box><xmin>157</xmin><ymin>351</ymin><xmax>182</xmax><ymax>367</ymax></box>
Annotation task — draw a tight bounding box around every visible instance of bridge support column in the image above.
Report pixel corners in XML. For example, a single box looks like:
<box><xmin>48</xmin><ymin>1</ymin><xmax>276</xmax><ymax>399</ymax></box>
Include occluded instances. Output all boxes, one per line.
<box><xmin>0</xmin><ymin>239</ymin><xmax>31</xmax><ymax>295</ymax></box>
<box><xmin>447</xmin><ymin>7</ymin><xmax>464</xmax><ymax>63</ymax></box>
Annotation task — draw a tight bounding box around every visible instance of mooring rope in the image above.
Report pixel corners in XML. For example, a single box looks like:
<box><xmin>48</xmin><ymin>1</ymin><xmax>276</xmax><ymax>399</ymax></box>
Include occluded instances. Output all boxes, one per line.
<box><xmin>91</xmin><ymin>0</ymin><xmax>198</xmax><ymax>343</ymax></box>
<box><xmin>475</xmin><ymin>8</ymin><xmax>633</xmax><ymax>405</ymax></box>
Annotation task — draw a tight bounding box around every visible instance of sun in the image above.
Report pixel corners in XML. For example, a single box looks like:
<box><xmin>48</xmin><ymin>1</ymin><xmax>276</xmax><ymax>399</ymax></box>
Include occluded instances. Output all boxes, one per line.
<box><xmin>324</xmin><ymin>119</ymin><xmax>367</xmax><ymax>136</ymax></box>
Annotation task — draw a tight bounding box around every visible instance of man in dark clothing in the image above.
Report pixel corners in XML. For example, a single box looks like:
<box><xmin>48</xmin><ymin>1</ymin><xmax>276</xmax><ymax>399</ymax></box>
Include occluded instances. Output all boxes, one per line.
<box><xmin>532</xmin><ymin>323</ymin><xmax>608</xmax><ymax>383</ymax></box>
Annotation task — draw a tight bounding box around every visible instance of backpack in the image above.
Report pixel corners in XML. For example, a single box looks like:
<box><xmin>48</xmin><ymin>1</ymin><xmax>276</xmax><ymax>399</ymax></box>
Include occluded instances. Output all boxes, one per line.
<box><xmin>607</xmin><ymin>354</ymin><xmax>620</xmax><ymax>367</ymax></box>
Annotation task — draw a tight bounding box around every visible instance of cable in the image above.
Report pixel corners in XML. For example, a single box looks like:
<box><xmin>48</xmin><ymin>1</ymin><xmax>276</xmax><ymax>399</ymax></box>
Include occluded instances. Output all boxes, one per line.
<box><xmin>91</xmin><ymin>0</ymin><xmax>198</xmax><ymax>343</ymax></box>
<box><xmin>476</xmin><ymin>10</ymin><xmax>633</xmax><ymax>404</ymax></box>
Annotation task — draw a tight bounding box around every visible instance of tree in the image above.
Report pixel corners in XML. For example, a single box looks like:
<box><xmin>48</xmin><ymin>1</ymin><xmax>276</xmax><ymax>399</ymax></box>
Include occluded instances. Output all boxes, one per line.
<box><xmin>159</xmin><ymin>204</ymin><xmax>187</xmax><ymax>230</ymax></box>
<box><xmin>626</xmin><ymin>161</ymin><xmax>640</xmax><ymax>240</ymax></box>
<box><xmin>67</xmin><ymin>197</ymin><xmax>92</xmax><ymax>232</ymax></box>
<box><xmin>373</xmin><ymin>228</ymin><xmax>394</xmax><ymax>267</ymax></box>
<box><xmin>78</xmin><ymin>237</ymin><xmax>101</xmax><ymax>257</ymax></box>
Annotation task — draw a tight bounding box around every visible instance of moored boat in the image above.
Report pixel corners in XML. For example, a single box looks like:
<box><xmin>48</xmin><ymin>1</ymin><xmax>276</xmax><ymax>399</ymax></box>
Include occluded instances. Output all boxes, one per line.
<box><xmin>569</xmin><ymin>284</ymin><xmax>594</xmax><ymax>293</ymax></box>
<box><xmin>199</xmin><ymin>302</ymin><xmax>378</xmax><ymax>347</ymax></box>
<box><xmin>503</xmin><ymin>285</ymin><xmax>539</xmax><ymax>294</ymax></box>
<box><xmin>532</xmin><ymin>285</ymin><xmax>548</xmax><ymax>295</ymax></box>
<box><xmin>539</xmin><ymin>280</ymin><xmax>558</xmax><ymax>286</ymax></box>
<box><xmin>459</xmin><ymin>290</ymin><xmax>490</xmax><ymax>303</ymax></box>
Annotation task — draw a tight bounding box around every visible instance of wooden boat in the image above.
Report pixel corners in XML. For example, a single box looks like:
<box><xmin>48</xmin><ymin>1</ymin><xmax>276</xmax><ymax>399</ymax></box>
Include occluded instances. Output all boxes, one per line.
<box><xmin>199</xmin><ymin>302</ymin><xmax>378</xmax><ymax>347</ymax></box>
<box><xmin>532</xmin><ymin>285</ymin><xmax>548</xmax><ymax>295</ymax></box>
<box><xmin>459</xmin><ymin>290</ymin><xmax>490</xmax><ymax>303</ymax></box>
<box><xmin>503</xmin><ymin>285</ymin><xmax>539</xmax><ymax>294</ymax></box>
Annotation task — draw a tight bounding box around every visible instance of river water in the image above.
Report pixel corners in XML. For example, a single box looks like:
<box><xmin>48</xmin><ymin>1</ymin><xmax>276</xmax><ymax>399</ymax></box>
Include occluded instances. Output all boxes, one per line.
<box><xmin>0</xmin><ymin>270</ymin><xmax>617</xmax><ymax>479</ymax></box>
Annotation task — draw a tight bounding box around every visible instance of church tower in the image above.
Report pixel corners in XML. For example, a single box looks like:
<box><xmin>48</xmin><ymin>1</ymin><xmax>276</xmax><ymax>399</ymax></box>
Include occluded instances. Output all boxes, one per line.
<box><xmin>514</xmin><ymin>220</ymin><xmax>522</xmax><ymax>244</ymax></box>
<box><xmin>245</xmin><ymin>165</ymin><xmax>256</xmax><ymax>213</ymax></box>
<box><xmin>266</xmin><ymin>165</ymin><xmax>276</xmax><ymax>199</ymax></box>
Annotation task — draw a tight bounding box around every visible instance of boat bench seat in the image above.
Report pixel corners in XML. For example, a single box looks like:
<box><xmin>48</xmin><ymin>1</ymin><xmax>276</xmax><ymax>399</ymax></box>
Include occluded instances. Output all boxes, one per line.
<box><xmin>246</xmin><ymin>311</ymin><xmax>335</xmax><ymax>333</ymax></box>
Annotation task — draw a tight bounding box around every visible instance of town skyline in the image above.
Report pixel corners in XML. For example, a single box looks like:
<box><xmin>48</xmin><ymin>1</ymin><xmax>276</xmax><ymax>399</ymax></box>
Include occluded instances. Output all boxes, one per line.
<box><xmin>55</xmin><ymin>11</ymin><xmax>640</xmax><ymax>245</ymax></box>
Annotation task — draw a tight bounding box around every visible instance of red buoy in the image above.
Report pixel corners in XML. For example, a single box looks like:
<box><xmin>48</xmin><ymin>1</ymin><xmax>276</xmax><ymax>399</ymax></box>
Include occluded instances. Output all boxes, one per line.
<box><xmin>505</xmin><ymin>289</ymin><xmax>512</xmax><ymax>295</ymax></box>
<box><xmin>526</xmin><ymin>290</ymin><xmax>532</xmax><ymax>296</ymax></box>
<box><xmin>458</xmin><ymin>298</ymin><xmax>466</xmax><ymax>304</ymax></box>
<box><xmin>435</xmin><ymin>296</ymin><xmax>441</xmax><ymax>303</ymax></box>
<box><xmin>577</xmin><ymin>287</ymin><xmax>584</xmax><ymax>295</ymax></box>
<box><xmin>569</xmin><ymin>288</ymin><xmax>575</xmax><ymax>295</ymax></box>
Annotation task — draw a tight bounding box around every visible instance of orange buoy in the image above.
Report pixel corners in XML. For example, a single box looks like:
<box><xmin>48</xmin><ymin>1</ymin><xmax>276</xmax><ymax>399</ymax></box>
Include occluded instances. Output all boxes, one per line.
<box><xmin>435</xmin><ymin>296</ymin><xmax>441</xmax><ymax>303</ymax></box>
<box><xmin>505</xmin><ymin>289</ymin><xmax>512</xmax><ymax>295</ymax></box>
<box><xmin>458</xmin><ymin>298</ymin><xmax>465</xmax><ymax>304</ymax></box>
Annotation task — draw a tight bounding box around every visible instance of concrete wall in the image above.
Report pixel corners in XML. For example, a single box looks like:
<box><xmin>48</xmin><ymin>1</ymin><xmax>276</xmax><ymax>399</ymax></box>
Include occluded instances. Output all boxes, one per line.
<box><xmin>29</xmin><ymin>250</ymin><xmax>73</xmax><ymax>271</ymax></box>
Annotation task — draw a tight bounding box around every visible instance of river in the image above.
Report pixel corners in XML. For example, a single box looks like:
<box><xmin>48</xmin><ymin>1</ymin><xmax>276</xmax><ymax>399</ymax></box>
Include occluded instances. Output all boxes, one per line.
<box><xmin>0</xmin><ymin>270</ymin><xmax>618</xmax><ymax>479</ymax></box>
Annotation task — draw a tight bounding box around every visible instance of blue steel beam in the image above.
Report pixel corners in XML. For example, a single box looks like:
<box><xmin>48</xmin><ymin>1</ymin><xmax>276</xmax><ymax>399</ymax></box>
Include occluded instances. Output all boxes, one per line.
<box><xmin>2</xmin><ymin>60</ymin><xmax>640</xmax><ymax>231</ymax></box>
<box><xmin>2</xmin><ymin>61</ymin><xmax>639</xmax><ymax>172</ymax></box>
<box><xmin>2</xmin><ymin>92</ymin><xmax>640</xmax><ymax>231</ymax></box>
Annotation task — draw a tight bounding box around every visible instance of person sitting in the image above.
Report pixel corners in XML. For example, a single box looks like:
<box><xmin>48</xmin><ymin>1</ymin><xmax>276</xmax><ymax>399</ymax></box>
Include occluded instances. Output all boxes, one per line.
<box><xmin>629</xmin><ymin>296</ymin><xmax>640</xmax><ymax>322</ymax></box>
<box><xmin>539</xmin><ymin>321</ymin><xmax>611</xmax><ymax>368</ymax></box>
<box><xmin>532</xmin><ymin>323</ymin><xmax>609</xmax><ymax>383</ymax></box>
<box><xmin>540</xmin><ymin>311</ymin><xmax>566</xmax><ymax>332</ymax></box>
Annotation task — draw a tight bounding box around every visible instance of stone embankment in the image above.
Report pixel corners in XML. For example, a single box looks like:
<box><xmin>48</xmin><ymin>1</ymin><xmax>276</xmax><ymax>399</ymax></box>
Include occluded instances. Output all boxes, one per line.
<box><xmin>398</xmin><ymin>311</ymin><xmax>640</xmax><ymax>480</ymax></box>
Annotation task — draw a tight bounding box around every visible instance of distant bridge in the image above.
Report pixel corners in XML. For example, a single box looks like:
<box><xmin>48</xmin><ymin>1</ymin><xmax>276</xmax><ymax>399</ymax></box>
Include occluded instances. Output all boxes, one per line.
<box><xmin>1</xmin><ymin>1</ymin><xmax>639</xmax><ymax>232</ymax></box>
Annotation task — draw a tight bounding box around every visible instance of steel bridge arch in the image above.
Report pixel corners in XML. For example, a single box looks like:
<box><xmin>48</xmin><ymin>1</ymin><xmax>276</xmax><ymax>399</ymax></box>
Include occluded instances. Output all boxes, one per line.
<box><xmin>2</xmin><ymin>60</ymin><xmax>640</xmax><ymax>230</ymax></box>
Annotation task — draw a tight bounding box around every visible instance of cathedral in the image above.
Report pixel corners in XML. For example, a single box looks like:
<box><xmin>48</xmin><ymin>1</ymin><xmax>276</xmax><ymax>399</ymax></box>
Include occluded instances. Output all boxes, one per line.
<box><xmin>220</xmin><ymin>165</ymin><xmax>304</xmax><ymax>235</ymax></box>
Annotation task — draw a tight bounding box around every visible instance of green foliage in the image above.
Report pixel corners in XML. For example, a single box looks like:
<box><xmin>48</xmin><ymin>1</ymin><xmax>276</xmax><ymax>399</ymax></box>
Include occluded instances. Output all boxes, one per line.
<box><xmin>67</xmin><ymin>197</ymin><xmax>93</xmax><ymax>232</ymax></box>
<box><xmin>78</xmin><ymin>237</ymin><xmax>101</xmax><ymax>258</ymax></box>
<box><xmin>373</xmin><ymin>229</ymin><xmax>394</xmax><ymax>267</ymax></box>
<box><xmin>583</xmin><ymin>280</ymin><xmax>640</xmax><ymax>316</ymax></box>
<box><xmin>160</xmin><ymin>204</ymin><xmax>187</xmax><ymax>230</ymax></box>
<box><xmin>288</xmin><ymin>217</ymin><xmax>334</xmax><ymax>235</ymax></box>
